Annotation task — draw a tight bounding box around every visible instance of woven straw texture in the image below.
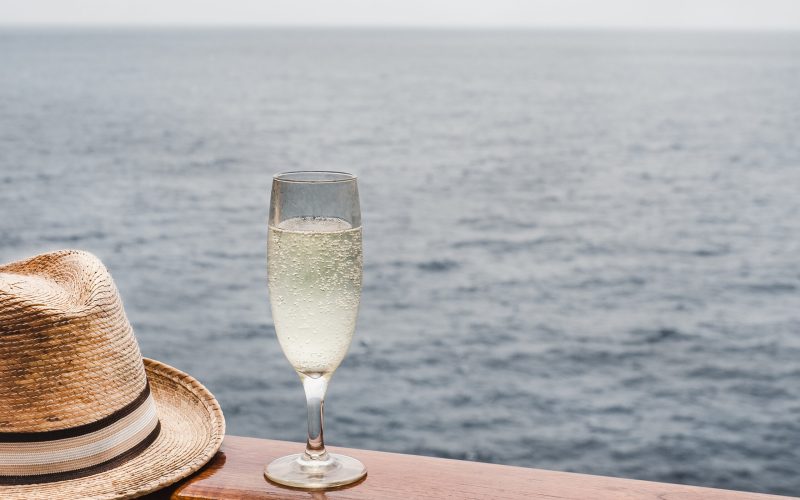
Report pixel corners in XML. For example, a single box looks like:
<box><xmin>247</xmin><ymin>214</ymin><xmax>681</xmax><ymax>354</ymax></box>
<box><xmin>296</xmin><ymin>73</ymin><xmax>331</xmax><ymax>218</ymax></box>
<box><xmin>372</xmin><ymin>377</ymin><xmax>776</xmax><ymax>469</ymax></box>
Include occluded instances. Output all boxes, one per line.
<box><xmin>0</xmin><ymin>250</ymin><xmax>225</xmax><ymax>499</ymax></box>
<box><xmin>0</xmin><ymin>250</ymin><xmax>147</xmax><ymax>432</ymax></box>
<box><xmin>1</xmin><ymin>359</ymin><xmax>225</xmax><ymax>499</ymax></box>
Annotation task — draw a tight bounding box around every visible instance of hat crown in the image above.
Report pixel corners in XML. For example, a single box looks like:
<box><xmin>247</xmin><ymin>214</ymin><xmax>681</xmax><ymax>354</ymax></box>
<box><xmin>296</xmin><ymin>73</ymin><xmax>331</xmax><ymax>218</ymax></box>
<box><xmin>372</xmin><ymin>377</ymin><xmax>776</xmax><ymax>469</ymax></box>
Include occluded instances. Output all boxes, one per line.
<box><xmin>0</xmin><ymin>250</ymin><xmax>148</xmax><ymax>433</ymax></box>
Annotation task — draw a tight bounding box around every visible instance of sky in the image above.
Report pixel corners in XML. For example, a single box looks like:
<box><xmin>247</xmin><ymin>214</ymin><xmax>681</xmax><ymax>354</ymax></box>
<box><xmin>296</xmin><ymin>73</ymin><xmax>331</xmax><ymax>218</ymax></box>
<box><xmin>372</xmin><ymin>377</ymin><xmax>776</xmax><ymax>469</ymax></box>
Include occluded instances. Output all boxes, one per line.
<box><xmin>1</xmin><ymin>0</ymin><xmax>799</xmax><ymax>29</ymax></box>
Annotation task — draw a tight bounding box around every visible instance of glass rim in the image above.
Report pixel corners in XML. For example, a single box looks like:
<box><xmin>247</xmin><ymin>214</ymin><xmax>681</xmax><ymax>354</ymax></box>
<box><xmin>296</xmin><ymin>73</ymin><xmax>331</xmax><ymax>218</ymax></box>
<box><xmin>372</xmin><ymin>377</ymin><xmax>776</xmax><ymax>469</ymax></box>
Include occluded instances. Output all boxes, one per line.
<box><xmin>273</xmin><ymin>170</ymin><xmax>357</xmax><ymax>184</ymax></box>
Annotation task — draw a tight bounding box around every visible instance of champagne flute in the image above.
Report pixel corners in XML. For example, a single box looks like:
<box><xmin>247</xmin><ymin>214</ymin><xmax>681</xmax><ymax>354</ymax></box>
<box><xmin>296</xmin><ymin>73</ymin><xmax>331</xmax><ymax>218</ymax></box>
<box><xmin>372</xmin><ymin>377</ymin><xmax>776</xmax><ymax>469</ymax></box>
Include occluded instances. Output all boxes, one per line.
<box><xmin>265</xmin><ymin>171</ymin><xmax>367</xmax><ymax>489</ymax></box>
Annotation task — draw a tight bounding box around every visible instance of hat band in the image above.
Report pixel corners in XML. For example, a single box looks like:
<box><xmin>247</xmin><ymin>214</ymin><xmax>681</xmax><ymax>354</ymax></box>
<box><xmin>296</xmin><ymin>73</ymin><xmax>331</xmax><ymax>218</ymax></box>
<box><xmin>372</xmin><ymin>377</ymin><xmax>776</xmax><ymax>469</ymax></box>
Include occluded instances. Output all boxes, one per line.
<box><xmin>0</xmin><ymin>385</ymin><xmax>161</xmax><ymax>485</ymax></box>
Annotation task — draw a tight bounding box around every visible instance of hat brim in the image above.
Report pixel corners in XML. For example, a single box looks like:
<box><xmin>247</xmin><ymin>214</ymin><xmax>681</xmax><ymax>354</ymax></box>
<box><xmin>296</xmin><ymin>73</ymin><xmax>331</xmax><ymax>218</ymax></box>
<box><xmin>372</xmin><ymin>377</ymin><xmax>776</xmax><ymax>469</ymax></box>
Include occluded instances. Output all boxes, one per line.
<box><xmin>0</xmin><ymin>358</ymin><xmax>225</xmax><ymax>500</ymax></box>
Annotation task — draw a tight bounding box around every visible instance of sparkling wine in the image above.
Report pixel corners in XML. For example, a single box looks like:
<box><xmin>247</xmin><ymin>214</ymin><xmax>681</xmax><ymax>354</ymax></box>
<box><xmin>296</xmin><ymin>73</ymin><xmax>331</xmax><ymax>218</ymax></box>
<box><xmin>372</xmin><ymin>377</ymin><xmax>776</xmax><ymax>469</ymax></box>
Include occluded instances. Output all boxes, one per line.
<box><xmin>268</xmin><ymin>216</ymin><xmax>362</xmax><ymax>377</ymax></box>
<box><xmin>265</xmin><ymin>171</ymin><xmax>367</xmax><ymax>488</ymax></box>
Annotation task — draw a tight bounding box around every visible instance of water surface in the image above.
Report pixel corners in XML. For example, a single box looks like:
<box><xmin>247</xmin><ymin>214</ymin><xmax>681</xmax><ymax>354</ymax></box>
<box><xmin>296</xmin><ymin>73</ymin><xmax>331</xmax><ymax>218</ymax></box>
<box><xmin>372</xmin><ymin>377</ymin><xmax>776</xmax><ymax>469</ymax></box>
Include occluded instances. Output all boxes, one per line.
<box><xmin>1</xmin><ymin>28</ymin><xmax>799</xmax><ymax>495</ymax></box>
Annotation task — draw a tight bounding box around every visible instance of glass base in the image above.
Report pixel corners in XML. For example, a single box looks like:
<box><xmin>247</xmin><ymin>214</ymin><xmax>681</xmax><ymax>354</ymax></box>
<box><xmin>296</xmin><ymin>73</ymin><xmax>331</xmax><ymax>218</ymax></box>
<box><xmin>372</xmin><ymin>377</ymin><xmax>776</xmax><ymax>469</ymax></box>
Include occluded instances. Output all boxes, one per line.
<box><xmin>264</xmin><ymin>453</ymin><xmax>367</xmax><ymax>489</ymax></box>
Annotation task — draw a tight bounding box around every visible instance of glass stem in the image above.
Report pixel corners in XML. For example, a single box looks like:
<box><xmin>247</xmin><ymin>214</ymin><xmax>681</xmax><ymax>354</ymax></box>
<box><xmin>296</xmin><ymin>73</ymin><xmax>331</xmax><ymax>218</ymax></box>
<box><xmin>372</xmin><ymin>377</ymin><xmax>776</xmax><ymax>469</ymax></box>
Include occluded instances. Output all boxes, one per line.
<box><xmin>302</xmin><ymin>375</ymin><xmax>330</xmax><ymax>462</ymax></box>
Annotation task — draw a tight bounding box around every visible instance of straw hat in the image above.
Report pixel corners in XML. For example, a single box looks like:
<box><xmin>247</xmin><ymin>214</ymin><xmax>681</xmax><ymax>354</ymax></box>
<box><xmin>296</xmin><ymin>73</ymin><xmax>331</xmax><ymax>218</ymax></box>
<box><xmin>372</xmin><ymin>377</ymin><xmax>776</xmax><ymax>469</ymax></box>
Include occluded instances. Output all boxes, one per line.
<box><xmin>0</xmin><ymin>250</ymin><xmax>225</xmax><ymax>499</ymax></box>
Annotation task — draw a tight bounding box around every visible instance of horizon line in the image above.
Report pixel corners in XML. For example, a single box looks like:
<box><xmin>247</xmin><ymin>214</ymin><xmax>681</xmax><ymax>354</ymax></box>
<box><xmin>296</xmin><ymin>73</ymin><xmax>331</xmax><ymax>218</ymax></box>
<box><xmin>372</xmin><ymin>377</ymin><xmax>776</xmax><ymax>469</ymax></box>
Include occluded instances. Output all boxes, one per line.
<box><xmin>1</xmin><ymin>23</ymin><xmax>799</xmax><ymax>32</ymax></box>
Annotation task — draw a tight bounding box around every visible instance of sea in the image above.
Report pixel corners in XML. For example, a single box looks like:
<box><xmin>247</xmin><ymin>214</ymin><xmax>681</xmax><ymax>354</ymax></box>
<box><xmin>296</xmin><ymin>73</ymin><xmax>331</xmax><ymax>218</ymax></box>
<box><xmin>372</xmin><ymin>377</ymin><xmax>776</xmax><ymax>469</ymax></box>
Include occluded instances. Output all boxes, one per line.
<box><xmin>0</xmin><ymin>28</ymin><xmax>798</xmax><ymax>496</ymax></box>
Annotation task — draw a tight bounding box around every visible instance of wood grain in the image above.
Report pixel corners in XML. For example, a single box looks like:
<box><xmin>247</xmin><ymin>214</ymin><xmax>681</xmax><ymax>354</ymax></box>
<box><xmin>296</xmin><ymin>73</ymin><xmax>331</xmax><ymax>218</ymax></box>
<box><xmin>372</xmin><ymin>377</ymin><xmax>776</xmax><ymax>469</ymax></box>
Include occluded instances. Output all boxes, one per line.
<box><xmin>149</xmin><ymin>436</ymin><xmax>794</xmax><ymax>500</ymax></box>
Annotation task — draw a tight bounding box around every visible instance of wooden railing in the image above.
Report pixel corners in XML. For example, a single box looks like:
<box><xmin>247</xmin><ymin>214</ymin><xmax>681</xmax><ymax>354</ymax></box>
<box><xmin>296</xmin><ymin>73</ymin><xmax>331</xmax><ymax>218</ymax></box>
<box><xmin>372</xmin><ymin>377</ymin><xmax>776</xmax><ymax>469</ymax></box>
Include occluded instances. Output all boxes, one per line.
<box><xmin>145</xmin><ymin>436</ymin><xmax>794</xmax><ymax>499</ymax></box>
